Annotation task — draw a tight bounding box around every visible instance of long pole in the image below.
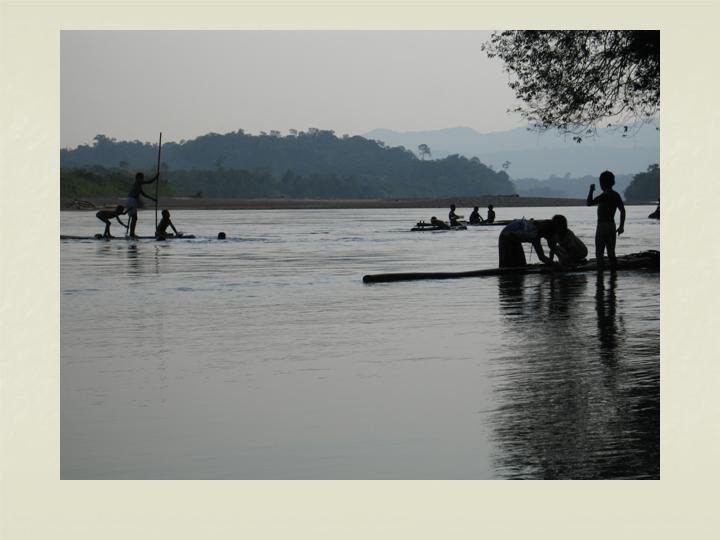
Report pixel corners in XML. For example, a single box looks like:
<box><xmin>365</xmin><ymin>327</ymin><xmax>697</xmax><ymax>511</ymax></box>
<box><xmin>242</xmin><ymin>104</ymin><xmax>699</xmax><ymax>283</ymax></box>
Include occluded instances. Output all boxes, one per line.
<box><xmin>155</xmin><ymin>132</ymin><xmax>162</xmax><ymax>230</ymax></box>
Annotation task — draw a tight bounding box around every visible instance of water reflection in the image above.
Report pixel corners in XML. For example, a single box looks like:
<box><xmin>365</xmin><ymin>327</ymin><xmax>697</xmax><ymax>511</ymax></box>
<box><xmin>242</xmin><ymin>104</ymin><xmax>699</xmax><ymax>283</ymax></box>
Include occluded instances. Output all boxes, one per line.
<box><xmin>490</xmin><ymin>272</ymin><xmax>659</xmax><ymax>479</ymax></box>
<box><xmin>596</xmin><ymin>272</ymin><xmax>621</xmax><ymax>366</ymax></box>
<box><xmin>127</xmin><ymin>244</ymin><xmax>141</xmax><ymax>275</ymax></box>
<box><xmin>123</xmin><ymin>243</ymin><xmax>162</xmax><ymax>276</ymax></box>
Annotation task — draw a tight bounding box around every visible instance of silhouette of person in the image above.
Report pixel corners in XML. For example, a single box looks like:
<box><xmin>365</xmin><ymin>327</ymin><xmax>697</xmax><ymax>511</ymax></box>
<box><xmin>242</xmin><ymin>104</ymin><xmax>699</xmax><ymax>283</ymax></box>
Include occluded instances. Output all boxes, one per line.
<box><xmin>430</xmin><ymin>216</ymin><xmax>450</xmax><ymax>230</ymax></box>
<box><xmin>155</xmin><ymin>209</ymin><xmax>180</xmax><ymax>239</ymax></box>
<box><xmin>487</xmin><ymin>204</ymin><xmax>496</xmax><ymax>224</ymax></box>
<box><xmin>448</xmin><ymin>204</ymin><xmax>463</xmax><ymax>226</ymax></box>
<box><xmin>587</xmin><ymin>171</ymin><xmax>626</xmax><ymax>271</ymax></box>
<box><xmin>498</xmin><ymin>216</ymin><xmax>564</xmax><ymax>268</ymax></box>
<box><xmin>550</xmin><ymin>214</ymin><xmax>588</xmax><ymax>266</ymax></box>
<box><xmin>469</xmin><ymin>206</ymin><xmax>484</xmax><ymax>224</ymax></box>
<box><xmin>126</xmin><ymin>172</ymin><xmax>158</xmax><ymax>238</ymax></box>
<box><xmin>95</xmin><ymin>205</ymin><xmax>127</xmax><ymax>238</ymax></box>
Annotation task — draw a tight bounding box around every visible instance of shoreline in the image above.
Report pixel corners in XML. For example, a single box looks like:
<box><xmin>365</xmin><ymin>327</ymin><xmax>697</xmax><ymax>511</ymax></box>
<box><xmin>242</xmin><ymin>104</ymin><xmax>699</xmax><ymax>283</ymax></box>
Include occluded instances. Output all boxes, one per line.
<box><xmin>60</xmin><ymin>195</ymin><xmax>632</xmax><ymax>211</ymax></box>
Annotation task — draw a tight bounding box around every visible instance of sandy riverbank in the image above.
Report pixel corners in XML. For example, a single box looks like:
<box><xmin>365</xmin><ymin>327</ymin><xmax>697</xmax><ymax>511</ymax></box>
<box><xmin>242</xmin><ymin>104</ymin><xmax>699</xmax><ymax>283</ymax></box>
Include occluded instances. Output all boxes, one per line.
<box><xmin>62</xmin><ymin>195</ymin><xmax>597</xmax><ymax>211</ymax></box>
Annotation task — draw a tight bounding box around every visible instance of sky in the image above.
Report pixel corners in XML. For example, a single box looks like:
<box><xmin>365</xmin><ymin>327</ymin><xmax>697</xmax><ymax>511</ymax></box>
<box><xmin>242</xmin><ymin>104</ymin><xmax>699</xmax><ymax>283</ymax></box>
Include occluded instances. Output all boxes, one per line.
<box><xmin>60</xmin><ymin>31</ymin><xmax>526</xmax><ymax>149</ymax></box>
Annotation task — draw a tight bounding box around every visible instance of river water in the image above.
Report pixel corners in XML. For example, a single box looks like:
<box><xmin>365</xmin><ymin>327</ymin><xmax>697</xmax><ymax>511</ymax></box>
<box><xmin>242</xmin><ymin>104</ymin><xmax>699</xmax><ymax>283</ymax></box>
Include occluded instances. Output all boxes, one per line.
<box><xmin>60</xmin><ymin>205</ymin><xmax>659</xmax><ymax>479</ymax></box>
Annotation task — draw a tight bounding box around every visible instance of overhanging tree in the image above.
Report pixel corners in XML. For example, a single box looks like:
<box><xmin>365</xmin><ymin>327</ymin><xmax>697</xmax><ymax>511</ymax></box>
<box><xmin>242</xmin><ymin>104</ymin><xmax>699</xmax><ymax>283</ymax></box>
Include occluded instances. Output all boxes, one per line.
<box><xmin>483</xmin><ymin>30</ymin><xmax>659</xmax><ymax>141</ymax></box>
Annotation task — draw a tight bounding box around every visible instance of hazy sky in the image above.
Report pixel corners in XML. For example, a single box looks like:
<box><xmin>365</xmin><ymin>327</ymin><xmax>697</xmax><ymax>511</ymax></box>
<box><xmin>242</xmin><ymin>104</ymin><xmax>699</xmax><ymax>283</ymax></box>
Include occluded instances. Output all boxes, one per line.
<box><xmin>60</xmin><ymin>31</ymin><xmax>526</xmax><ymax>149</ymax></box>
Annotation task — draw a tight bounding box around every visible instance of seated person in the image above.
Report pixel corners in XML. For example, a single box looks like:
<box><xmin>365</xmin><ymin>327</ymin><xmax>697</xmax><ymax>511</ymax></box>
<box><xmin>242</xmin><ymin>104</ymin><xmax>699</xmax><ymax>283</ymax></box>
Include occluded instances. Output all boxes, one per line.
<box><xmin>468</xmin><ymin>206</ymin><xmax>484</xmax><ymax>224</ymax></box>
<box><xmin>155</xmin><ymin>209</ymin><xmax>180</xmax><ymax>239</ymax></box>
<box><xmin>487</xmin><ymin>204</ymin><xmax>496</xmax><ymax>223</ymax></box>
<box><xmin>448</xmin><ymin>204</ymin><xmax>462</xmax><ymax>226</ymax></box>
<box><xmin>95</xmin><ymin>205</ymin><xmax>127</xmax><ymax>238</ymax></box>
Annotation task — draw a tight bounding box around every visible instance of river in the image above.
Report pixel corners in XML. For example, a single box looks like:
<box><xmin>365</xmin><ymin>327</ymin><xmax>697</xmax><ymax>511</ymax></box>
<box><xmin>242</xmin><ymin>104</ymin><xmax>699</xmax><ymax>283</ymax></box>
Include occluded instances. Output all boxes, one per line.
<box><xmin>61</xmin><ymin>205</ymin><xmax>659</xmax><ymax>479</ymax></box>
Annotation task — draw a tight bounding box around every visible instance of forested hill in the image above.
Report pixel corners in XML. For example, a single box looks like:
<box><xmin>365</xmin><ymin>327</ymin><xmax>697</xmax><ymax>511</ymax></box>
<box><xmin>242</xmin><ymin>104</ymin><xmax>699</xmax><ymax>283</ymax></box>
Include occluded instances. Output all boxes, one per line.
<box><xmin>60</xmin><ymin>130</ymin><xmax>515</xmax><ymax>199</ymax></box>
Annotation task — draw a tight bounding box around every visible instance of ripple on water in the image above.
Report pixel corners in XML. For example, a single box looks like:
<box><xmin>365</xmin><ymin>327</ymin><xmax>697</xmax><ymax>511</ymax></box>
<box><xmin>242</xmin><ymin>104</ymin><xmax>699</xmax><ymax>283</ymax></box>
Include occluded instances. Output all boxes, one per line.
<box><xmin>61</xmin><ymin>207</ymin><xmax>659</xmax><ymax>479</ymax></box>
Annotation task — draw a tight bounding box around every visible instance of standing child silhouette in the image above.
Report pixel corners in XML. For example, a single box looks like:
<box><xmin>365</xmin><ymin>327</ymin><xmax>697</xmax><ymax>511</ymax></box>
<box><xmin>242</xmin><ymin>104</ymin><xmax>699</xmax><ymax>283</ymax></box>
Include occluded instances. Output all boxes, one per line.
<box><xmin>587</xmin><ymin>170</ymin><xmax>626</xmax><ymax>271</ymax></box>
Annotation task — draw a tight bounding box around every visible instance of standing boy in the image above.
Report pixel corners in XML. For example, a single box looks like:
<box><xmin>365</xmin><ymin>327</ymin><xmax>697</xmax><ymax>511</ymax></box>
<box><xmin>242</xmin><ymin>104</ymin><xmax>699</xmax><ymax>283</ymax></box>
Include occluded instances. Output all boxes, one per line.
<box><xmin>587</xmin><ymin>170</ymin><xmax>626</xmax><ymax>271</ymax></box>
<box><xmin>126</xmin><ymin>172</ymin><xmax>158</xmax><ymax>238</ymax></box>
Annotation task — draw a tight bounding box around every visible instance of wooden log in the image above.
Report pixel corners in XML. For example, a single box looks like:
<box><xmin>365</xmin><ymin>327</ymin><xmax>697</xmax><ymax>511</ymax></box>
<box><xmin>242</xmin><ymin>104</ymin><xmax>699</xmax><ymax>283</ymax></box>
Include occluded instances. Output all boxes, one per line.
<box><xmin>362</xmin><ymin>251</ymin><xmax>659</xmax><ymax>283</ymax></box>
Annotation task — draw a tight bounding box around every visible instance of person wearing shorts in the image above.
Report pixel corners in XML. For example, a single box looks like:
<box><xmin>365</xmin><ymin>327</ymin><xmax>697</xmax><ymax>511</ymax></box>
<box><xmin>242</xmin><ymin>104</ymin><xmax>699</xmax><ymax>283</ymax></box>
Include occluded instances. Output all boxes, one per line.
<box><xmin>126</xmin><ymin>172</ymin><xmax>158</xmax><ymax>238</ymax></box>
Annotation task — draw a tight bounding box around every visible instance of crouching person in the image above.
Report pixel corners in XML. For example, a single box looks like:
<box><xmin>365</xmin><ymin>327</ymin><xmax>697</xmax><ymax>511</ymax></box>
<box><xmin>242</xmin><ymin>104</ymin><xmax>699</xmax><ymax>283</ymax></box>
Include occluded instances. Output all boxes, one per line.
<box><xmin>96</xmin><ymin>205</ymin><xmax>127</xmax><ymax>238</ymax></box>
<box><xmin>550</xmin><ymin>214</ymin><xmax>588</xmax><ymax>267</ymax></box>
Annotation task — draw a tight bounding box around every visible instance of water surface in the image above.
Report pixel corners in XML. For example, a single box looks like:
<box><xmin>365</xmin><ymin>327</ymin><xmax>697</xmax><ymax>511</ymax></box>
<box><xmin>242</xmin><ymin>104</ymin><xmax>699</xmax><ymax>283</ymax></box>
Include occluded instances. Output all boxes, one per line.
<box><xmin>61</xmin><ymin>205</ymin><xmax>659</xmax><ymax>479</ymax></box>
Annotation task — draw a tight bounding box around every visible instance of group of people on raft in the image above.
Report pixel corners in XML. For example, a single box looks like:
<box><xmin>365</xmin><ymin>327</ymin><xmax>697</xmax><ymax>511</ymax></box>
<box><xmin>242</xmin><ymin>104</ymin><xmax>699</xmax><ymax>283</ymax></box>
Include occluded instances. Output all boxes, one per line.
<box><xmin>94</xmin><ymin>172</ymin><xmax>180</xmax><ymax>240</ymax></box>
<box><xmin>429</xmin><ymin>204</ymin><xmax>496</xmax><ymax>229</ymax></box>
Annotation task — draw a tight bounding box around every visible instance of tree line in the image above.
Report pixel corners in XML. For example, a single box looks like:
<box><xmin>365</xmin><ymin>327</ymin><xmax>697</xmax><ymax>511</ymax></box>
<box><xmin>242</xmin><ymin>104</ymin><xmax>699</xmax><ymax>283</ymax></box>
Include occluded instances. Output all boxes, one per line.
<box><xmin>61</xmin><ymin>130</ymin><xmax>515</xmax><ymax>199</ymax></box>
<box><xmin>61</xmin><ymin>130</ymin><xmax>658</xmax><ymax>202</ymax></box>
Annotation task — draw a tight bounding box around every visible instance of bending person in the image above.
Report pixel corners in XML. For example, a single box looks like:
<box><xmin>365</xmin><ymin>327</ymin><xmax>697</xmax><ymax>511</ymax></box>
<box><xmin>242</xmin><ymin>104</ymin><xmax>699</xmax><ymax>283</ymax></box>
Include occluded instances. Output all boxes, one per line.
<box><xmin>498</xmin><ymin>216</ymin><xmax>564</xmax><ymax>268</ymax></box>
<box><xmin>95</xmin><ymin>205</ymin><xmax>127</xmax><ymax>238</ymax></box>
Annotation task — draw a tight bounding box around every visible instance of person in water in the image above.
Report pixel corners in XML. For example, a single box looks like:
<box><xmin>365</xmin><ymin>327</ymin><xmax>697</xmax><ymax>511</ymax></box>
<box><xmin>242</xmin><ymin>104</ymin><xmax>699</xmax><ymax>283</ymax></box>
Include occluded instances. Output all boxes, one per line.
<box><xmin>430</xmin><ymin>216</ymin><xmax>450</xmax><ymax>230</ymax></box>
<box><xmin>469</xmin><ymin>206</ymin><xmax>484</xmax><ymax>224</ymax></box>
<box><xmin>487</xmin><ymin>204</ymin><xmax>496</xmax><ymax>224</ymax></box>
<box><xmin>155</xmin><ymin>209</ymin><xmax>180</xmax><ymax>239</ymax></box>
<box><xmin>448</xmin><ymin>204</ymin><xmax>462</xmax><ymax>227</ymax></box>
<box><xmin>498</xmin><ymin>216</ymin><xmax>566</xmax><ymax>268</ymax></box>
<box><xmin>549</xmin><ymin>214</ymin><xmax>588</xmax><ymax>266</ymax></box>
<box><xmin>95</xmin><ymin>205</ymin><xmax>127</xmax><ymax>238</ymax></box>
<box><xmin>126</xmin><ymin>172</ymin><xmax>158</xmax><ymax>238</ymax></box>
<box><xmin>587</xmin><ymin>170</ymin><xmax>626</xmax><ymax>271</ymax></box>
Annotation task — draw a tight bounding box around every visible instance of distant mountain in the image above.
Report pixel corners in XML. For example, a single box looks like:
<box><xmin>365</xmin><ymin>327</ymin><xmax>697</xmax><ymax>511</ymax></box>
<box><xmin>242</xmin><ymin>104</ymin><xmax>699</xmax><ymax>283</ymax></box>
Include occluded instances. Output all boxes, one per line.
<box><xmin>364</xmin><ymin>125</ymin><xmax>659</xmax><ymax>179</ymax></box>
<box><xmin>512</xmin><ymin>174</ymin><xmax>634</xmax><ymax>199</ymax></box>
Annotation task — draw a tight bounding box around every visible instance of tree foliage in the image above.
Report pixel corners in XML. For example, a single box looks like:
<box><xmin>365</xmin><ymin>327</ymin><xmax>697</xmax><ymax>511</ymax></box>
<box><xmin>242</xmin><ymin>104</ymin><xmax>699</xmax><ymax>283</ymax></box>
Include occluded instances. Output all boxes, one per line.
<box><xmin>624</xmin><ymin>163</ymin><xmax>659</xmax><ymax>202</ymax></box>
<box><xmin>483</xmin><ymin>30</ymin><xmax>660</xmax><ymax>140</ymax></box>
<box><xmin>418</xmin><ymin>144</ymin><xmax>432</xmax><ymax>160</ymax></box>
